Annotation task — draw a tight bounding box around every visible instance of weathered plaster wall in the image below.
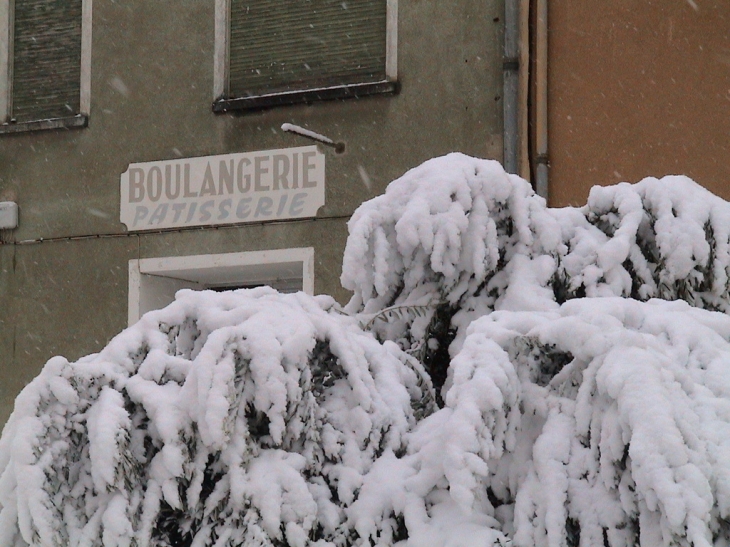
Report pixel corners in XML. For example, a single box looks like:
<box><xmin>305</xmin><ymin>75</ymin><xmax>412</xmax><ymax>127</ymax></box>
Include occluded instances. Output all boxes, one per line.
<box><xmin>0</xmin><ymin>0</ymin><xmax>505</xmax><ymax>425</ymax></box>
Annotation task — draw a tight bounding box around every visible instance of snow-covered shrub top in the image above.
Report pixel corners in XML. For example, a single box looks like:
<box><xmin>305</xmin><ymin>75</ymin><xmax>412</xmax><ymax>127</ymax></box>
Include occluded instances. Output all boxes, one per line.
<box><xmin>341</xmin><ymin>154</ymin><xmax>559</xmax><ymax>312</ymax></box>
<box><xmin>0</xmin><ymin>288</ymin><xmax>434</xmax><ymax>547</ymax></box>
<box><xmin>560</xmin><ymin>176</ymin><xmax>730</xmax><ymax>308</ymax></box>
<box><xmin>342</xmin><ymin>155</ymin><xmax>730</xmax><ymax>359</ymax></box>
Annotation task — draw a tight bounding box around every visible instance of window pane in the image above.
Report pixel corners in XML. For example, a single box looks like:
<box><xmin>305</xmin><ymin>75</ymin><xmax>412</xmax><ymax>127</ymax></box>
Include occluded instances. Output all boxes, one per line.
<box><xmin>12</xmin><ymin>0</ymin><xmax>82</xmax><ymax>122</ymax></box>
<box><xmin>229</xmin><ymin>0</ymin><xmax>387</xmax><ymax>98</ymax></box>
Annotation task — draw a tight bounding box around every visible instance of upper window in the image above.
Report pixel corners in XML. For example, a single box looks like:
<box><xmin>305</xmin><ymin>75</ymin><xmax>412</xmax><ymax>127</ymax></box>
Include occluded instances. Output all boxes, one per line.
<box><xmin>213</xmin><ymin>0</ymin><xmax>398</xmax><ymax>112</ymax></box>
<box><xmin>0</xmin><ymin>0</ymin><xmax>92</xmax><ymax>134</ymax></box>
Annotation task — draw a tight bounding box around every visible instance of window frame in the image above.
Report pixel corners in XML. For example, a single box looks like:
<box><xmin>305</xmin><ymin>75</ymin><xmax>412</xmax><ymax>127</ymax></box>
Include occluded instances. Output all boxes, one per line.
<box><xmin>0</xmin><ymin>0</ymin><xmax>92</xmax><ymax>134</ymax></box>
<box><xmin>127</xmin><ymin>248</ymin><xmax>315</xmax><ymax>325</ymax></box>
<box><xmin>212</xmin><ymin>0</ymin><xmax>398</xmax><ymax>112</ymax></box>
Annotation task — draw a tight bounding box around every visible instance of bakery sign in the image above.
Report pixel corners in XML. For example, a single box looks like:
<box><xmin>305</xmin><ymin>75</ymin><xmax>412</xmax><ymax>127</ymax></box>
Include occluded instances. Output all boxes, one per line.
<box><xmin>120</xmin><ymin>145</ymin><xmax>325</xmax><ymax>231</ymax></box>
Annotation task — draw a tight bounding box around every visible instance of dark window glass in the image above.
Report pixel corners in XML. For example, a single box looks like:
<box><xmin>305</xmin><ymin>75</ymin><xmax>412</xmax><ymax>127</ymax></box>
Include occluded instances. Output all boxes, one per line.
<box><xmin>11</xmin><ymin>0</ymin><xmax>82</xmax><ymax>122</ymax></box>
<box><xmin>217</xmin><ymin>0</ymin><xmax>393</xmax><ymax>111</ymax></box>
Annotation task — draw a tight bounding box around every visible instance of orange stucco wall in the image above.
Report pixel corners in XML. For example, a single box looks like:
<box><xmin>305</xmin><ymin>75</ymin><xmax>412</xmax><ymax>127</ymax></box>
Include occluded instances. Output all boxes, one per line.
<box><xmin>548</xmin><ymin>0</ymin><xmax>730</xmax><ymax>206</ymax></box>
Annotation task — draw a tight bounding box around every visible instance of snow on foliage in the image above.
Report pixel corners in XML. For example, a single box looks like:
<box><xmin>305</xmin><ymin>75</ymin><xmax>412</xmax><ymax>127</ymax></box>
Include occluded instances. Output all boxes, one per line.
<box><xmin>558</xmin><ymin>176</ymin><xmax>730</xmax><ymax>309</ymax></box>
<box><xmin>341</xmin><ymin>155</ymin><xmax>559</xmax><ymax>343</ymax></box>
<box><xmin>450</xmin><ymin>297</ymin><xmax>730</xmax><ymax>547</ymax></box>
<box><xmin>342</xmin><ymin>154</ymin><xmax>730</xmax><ymax>394</ymax></box>
<box><xmin>0</xmin><ymin>289</ymin><xmax>435</xmax><ymax>547</ymax></box>
<box><xmin>3</xmin><ymin>154</ymin><xmax>730</xmax><ymax>547</ymax></box>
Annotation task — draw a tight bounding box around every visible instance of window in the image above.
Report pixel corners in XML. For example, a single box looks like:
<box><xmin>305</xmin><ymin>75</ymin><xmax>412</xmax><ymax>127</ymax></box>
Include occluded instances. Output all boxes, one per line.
<box><xmin>0</xmin><ymin>0</ymin><xmax>92</xmax><ymax>134</ymax></box>
<box><xmin>213</xmin><ymin>0</ymin><xmax>398</xmax><ymax>112</ymax></box>
<box><xmin>128</xmin><ymin>248</ymin><xmax>315</xmax><ymax>325</ymax></box>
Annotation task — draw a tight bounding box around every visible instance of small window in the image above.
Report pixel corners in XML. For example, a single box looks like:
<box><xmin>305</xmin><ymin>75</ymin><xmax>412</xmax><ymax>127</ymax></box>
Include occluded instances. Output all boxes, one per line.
<box><xmin>128</xmin><ymin>248</ymin><xmax>315</xmax><ymax>325</ymax></box>
<box><xmin>0</xmin><ymin>0</ymin><xmax>92</xmax><ymax>134</ymax></box>
<box><xmin>213</xmin><ymin>0</ymin><xmax>398</xmax><ymax>112</ymax></box>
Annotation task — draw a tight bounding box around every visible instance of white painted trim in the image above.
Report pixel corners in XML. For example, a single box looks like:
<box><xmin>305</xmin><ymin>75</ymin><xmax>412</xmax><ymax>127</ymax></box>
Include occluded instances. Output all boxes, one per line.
<box><xmin>128</xmin><ymin>248</ymin><xmax>315</xmax><ymax>325</ymax></box>
<box><xmin>213</xmin><ymin>0</ymin><xmax>230</xmax><ymax>99</ymax></box>
<box><xmin>0</xmin><ymin>0</ymin><xmax>13</xmax><ymax>120</ymax></box>
<box><xmin>128</xmin><ymin>259</ymin><xmax>142</xmax><ymax>327</ymax></box>
<box><xmin>79</xmin><ymin>0</ymin><xmax>92</xmax><ymax>114</ymax></box>
<box><xmin>385</xmin><ymin>0</ymin><xmax>398</xmax><ymax>81</ymax></box>
<box><xmin>301</xmin><ymin>249</ymin><xmax>314</xmax><ymax>296</ymax></box>
<box><xmin>138</xmin><ymin>248</ymin><xmax>314</xmax><ymax>279</ymax></box>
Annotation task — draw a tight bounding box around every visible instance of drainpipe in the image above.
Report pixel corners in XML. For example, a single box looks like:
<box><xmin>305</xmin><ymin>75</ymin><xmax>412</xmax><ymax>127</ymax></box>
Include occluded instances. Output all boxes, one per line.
<box><xmin>534</xmin><ymin>0</ymin><xmax>549</xmax><ymax>199</ymax></box>
<box><xmin>518</xmin><ymin>0</ymin><xmax>530</xmax><ymax>180</ymax></box>
<box><xmin>503</xmin><ymin>0</ymin><xmax>519</xmax><ymax>174</ymax></box>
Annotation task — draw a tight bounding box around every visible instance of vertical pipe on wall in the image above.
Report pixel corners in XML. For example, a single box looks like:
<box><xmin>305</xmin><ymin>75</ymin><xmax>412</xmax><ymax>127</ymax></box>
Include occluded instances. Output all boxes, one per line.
<box><xmin>534</xmin><ymin>0</ymin><xmax>549</xmax><ymax>199</ymax></box>
<box><xmin>518</xmin><ymin>0</ymin><xmax>530</xmax><ymax>181</ymax></box>
<box><xmin>503</xmin><ymin>0</ymin><xmax>519</xmax><ymax>174</ymax></box>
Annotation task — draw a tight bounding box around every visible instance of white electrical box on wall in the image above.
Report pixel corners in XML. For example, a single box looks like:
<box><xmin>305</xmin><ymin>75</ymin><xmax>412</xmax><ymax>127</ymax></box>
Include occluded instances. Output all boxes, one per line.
<box><xmin>0</xmin><ymin>202</ymin><xmax>18</xmax><ymax>229</ymax></box>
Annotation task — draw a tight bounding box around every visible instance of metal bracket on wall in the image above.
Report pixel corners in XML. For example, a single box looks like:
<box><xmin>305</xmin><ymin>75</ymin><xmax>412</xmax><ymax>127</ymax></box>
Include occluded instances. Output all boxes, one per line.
<box><xmin>503</xmin><ymin>57</ymin><xmax>520</xmax><ymax>71</ymax></box>
<box><xmin>536</xmin><ymin>153</ymin><xmax>549</xmax><ymax>166</ymax></box>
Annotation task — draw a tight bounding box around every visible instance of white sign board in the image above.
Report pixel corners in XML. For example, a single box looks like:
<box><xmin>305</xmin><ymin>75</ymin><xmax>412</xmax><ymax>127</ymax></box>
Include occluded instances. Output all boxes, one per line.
<box><xmin>120</xmin><ymin>146</ymin><xmax>325</xmax><ymax>231</ymax></box>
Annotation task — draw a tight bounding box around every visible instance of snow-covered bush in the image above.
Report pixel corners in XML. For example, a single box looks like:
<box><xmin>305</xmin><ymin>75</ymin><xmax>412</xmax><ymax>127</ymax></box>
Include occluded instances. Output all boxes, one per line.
<box><xmin>0</xmin><ymin>289</ymin><xmax>435</xmax><ymax>547</ymax></box>
<box><xmin>341</xmin><ymin>155</ymin><xmax>562</xmax><ymax>396</ymax></box>
<box><xmin>342</xmin><ymin>155</ymin><xmax>730</xmax><ymax>395</ymax></box>
<box><xmin>4</xmin><ymin>153</ymin><xmax>730</xmax><ymax>547</ymax></box>
<box><xmin>557</xmin><ymin>176</ymin><xmax>730</xmax><ymax>309</ymax></box>
<box><xmin>434</xmin><ymin>297</ymin><xmax>730</xmax><ymax>547</ymax></box>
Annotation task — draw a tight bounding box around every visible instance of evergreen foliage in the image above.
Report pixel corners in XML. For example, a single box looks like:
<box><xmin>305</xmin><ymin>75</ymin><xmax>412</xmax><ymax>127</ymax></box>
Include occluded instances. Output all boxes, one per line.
<box><xmin>0</xmin><ymin>290</ymin><xmax>434</xmax><ymax>547</ymax></box>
